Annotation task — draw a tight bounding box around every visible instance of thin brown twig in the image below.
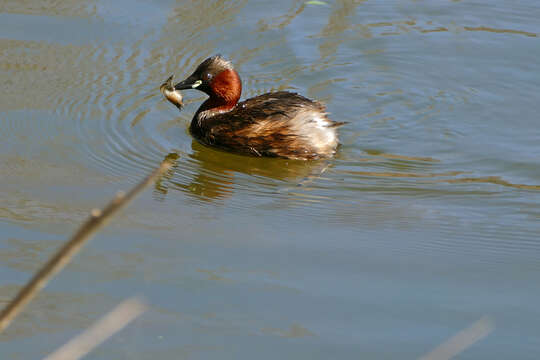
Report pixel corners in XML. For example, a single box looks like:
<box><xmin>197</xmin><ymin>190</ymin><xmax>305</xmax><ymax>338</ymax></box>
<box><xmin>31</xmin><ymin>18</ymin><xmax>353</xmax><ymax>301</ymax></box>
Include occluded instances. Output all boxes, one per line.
<box><xmin>43</xmin><ymin>297</ymin><xmax>147</xmax><ymax>360</ymax></box>
<box><xmin>0</xmin><ymin>160</ymin><xmax>172</xmax><ymax>333</ymax></box>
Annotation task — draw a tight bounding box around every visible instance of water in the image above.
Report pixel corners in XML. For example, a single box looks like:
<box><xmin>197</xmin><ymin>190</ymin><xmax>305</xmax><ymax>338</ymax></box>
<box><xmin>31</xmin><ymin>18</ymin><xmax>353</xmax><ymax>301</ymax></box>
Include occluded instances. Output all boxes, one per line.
<box><xmin>1</xmin><ymin>0</ymin><xmax>540</xmax><ymax>358</ymax></box>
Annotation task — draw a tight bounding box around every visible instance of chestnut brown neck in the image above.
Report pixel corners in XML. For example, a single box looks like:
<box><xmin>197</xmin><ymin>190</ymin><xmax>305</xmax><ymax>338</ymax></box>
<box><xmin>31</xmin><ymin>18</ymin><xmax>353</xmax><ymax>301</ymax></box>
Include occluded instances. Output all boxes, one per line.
<box><xmin>198</xmin><ymin>69</ymin><xmax>242</xmax><ymax>117</ymax></box>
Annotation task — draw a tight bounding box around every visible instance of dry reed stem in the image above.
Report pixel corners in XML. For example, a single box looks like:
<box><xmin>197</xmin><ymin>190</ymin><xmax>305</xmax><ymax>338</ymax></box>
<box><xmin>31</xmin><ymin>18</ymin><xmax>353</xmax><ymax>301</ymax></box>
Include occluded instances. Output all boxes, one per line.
<box><xmin>43</xmin><ymin>297</ymin><xmax>147</xmax><ymax>360</ymax></box>
<box><xmin>0</xmin><ymin>161</ymin><xmax>172</xmax><ymax>333</ymax></box>
<box><xmin>418</xmin><ymin>316</ymin><xmax>495</xmax><ymax>360</ymax></box>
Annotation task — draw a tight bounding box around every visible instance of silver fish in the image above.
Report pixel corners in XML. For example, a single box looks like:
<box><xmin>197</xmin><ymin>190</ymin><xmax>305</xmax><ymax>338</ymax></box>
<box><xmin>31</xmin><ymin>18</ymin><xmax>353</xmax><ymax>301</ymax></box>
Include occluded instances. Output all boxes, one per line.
<box><xmin>160</xmin><ymin>75</ymin><xmax>183</xmax><ymax>110</ymax></box>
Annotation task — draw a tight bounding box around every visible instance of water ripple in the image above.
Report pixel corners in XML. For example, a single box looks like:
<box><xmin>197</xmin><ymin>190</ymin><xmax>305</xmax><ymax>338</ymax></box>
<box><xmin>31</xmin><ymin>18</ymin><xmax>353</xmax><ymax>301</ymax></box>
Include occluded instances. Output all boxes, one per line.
<box><xmin>1</xmin><ymin>1</ymin><xmax>539</xmax><ymax>237</ymax></box>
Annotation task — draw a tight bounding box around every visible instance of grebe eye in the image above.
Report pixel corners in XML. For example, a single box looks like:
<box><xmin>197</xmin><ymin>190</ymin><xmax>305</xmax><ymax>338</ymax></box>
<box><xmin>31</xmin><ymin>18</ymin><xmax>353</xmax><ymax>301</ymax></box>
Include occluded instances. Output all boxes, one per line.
<box><xmin>204</xmin><ymin>72</ymin><xmax>213</xmax><ymax>81</ymax></box>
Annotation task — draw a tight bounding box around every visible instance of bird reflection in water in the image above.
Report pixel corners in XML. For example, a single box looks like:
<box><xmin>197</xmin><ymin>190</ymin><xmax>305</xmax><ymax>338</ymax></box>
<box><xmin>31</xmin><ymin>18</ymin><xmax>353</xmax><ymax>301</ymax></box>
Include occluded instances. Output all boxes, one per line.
<box><xmin>154</xmin><ymin>140</ymin><xmax>331</xmax><ymax>202</ymax></box>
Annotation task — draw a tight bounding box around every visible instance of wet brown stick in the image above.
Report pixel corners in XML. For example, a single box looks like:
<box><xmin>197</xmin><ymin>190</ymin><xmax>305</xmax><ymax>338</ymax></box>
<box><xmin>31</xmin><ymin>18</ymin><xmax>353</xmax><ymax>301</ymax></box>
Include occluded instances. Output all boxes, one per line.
<box><xmin>0</xmin><ymin>160</ymin><xmax>172</xmax><ymax>333</ymax></box>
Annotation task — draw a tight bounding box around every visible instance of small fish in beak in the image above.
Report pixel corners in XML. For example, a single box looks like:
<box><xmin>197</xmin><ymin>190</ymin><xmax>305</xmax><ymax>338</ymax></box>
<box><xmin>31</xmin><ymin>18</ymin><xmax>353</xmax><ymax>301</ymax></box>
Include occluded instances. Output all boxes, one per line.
<box><xmin>160</xmin><ymin>75</ymin><xmax>183</xmax><ymax>110</ymax></box>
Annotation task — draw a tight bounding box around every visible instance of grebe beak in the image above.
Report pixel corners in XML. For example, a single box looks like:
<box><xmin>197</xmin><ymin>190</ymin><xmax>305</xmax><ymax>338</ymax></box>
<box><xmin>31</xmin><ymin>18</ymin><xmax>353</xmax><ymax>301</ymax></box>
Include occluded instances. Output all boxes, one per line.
<box><xmin>174</xmin><ymin>74</ymin><xmax>202</xmax><ymax>90</ymax></box>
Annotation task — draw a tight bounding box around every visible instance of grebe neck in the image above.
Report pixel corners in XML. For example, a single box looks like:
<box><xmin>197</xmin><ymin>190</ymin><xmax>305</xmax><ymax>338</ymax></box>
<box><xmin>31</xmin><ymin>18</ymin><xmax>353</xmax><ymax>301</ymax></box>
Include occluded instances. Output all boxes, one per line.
<box><xmin>195</xmin><ymin>68</ymin><xmax>242</xmax><ymax>121</ymax></box>
<box><xmin>196</xmin><ymin>97</ymin><xmax>237</xmax><ymax>120</ymax></box>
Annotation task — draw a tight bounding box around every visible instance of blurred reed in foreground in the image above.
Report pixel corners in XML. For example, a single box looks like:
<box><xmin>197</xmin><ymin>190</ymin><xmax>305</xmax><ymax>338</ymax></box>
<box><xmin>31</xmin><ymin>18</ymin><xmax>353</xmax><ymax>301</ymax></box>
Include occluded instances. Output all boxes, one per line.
<box><xmin>43</xmin><ymin>297</ymin><xmax>147</xmax><ymax>360</ymax></box>
<box><xmin>0</xmin><ymin>160</ymin><xmax>172</xmax><ymax>333</ymax></box>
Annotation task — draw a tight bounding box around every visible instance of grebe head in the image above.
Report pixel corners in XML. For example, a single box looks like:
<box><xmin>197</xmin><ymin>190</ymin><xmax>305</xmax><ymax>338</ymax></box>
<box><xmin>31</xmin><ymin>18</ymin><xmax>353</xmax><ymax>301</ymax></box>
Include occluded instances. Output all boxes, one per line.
<box><xmin>174</xmin><ymin>55</ymin><xmax>242</xmax><ymax>107</ymax></box>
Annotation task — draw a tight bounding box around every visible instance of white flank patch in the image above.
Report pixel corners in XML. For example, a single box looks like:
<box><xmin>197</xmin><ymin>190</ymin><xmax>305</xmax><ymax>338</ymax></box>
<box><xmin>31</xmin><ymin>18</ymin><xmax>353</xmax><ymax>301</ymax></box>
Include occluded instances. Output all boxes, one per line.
<box><xmin>312</xmin><ymin>113</ymin><xmax>329</xmax><ymax>130</ymax></box>
<box><xmin>292</xmin><ymin>110</ymin><xmax>337</xmax><ymax>151</ymax></box>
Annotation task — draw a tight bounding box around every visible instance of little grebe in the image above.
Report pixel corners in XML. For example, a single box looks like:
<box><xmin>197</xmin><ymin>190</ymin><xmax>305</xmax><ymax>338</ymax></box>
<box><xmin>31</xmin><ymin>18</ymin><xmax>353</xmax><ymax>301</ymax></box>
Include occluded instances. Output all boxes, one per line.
<box><xmin>163</xmin><ymin>55</ymin><xmax>345</xmax><ymax>160</ymax></box>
